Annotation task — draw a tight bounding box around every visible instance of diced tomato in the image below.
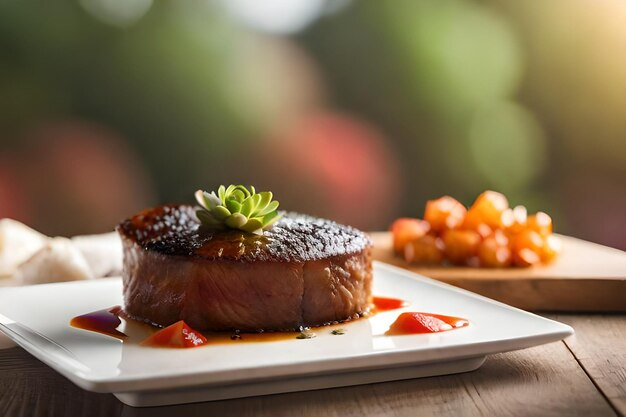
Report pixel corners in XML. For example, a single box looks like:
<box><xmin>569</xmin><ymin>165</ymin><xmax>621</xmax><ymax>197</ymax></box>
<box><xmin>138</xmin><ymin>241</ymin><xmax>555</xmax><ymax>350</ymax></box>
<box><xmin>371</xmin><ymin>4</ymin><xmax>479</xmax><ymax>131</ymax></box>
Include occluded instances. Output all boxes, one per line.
<box><xmin>404</xmin><ymin>234</ymin><xmax>445</xmax><ymax>264</ymax></box>
<box><xmin>391</xmin><ymin>191</ymin><xmax>559</xmax><ymax>268</ymax></box>
<box><xmin>504</xmin><ymin>205</ymin><xmax>528</xmax><ymax>235</ymax></box>
<box><xmin>424</xmin><ymin>196</ymin><xmax>467</xmax><ymax>232</ymax></box>
<box><xmin>473</xmin><ymin>223</ymin><xmax>493</xmax><ymax>239</ymax></box>
<box><xmin>512</xmin><ymin>229</ymin><xmax>544</xmax><ymax>253</ymax></box>
<box><xmin>142</xmin><ymin>320</ymin><xmax>208</xmax><ymax>348</ymax></box>
<box><xmin>540</xmin><ymin>234</ymin><xmax>562</xmax><ymax>263</ymax></box>
<box><xmin>390</xmin><ymin>218</ymin><xmax>430</xmax><ymax>254</ymax></box>
<box><xmin>513</xmin><ymin>248</ymin><xmax>541</xmax><ymax>267</ymax></box>
<box><xmin>510</xmin><ymin>229</ymin><xmax>544</xmax><ymax>267</ymax></box>
<box><xmin>478</xmin><ymin>235</ymin><xmax>512</xmax><ymax>268</ymax></box>
<box><xmin>464</xmin><ymin>190</ymin><xmax>509</xmax><ymax>229</ymax></box>
<box><xmin>442</xmin><ymin>229</ymin><xmax>481</xmax><ymax>264</ymax></box>
<box><xmin>527</xmin><ymin>212</ymin><xmax>553</xmax><ymax>236</ymax></box>
<box><xmin>386</xmin><ymin>312</ymin><xmax>469</xmax><ymax>335</ymax></box>
<box><xmin>492</xmin><ymin>229</ymin><xmax>509</xmax><ymax>246</ymax></box>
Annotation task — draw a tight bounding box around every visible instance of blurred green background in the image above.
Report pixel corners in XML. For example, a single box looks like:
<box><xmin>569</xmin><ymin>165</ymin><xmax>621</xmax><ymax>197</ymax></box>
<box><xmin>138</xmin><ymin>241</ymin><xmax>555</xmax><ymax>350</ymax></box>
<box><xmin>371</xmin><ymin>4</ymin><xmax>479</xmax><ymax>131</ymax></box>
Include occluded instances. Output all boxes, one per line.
<box><xmin>1</xmin><ymin>0</ymin><xmax>625</xmax><ymax>250</ymax></box>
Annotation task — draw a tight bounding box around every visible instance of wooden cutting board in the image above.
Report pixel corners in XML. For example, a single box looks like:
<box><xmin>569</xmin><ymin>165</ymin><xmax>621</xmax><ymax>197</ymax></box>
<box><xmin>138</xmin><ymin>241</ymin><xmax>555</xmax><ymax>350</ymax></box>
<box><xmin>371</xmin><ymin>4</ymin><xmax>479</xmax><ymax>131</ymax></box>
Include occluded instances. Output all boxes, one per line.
<box><xmin>370</xmin><ymin>232</ymin><xmax>626</xmax><ymax>312</ymax></box>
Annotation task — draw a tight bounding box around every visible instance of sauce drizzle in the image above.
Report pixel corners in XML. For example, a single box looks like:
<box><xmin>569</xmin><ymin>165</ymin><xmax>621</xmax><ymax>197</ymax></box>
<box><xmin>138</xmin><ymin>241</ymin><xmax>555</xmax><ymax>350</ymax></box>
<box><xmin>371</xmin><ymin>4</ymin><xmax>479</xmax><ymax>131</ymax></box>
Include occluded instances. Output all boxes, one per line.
<box><xmin>373</xmin><ymin>296</ymin><xmax>409</xmax><ymax>312</ymax></box>
<box><xmin>71</xmin><ymin>305</ymin><xmax>467</xmax><ymax>346</ymax></box>
<box><xmin>70</xmin><ymin>306</ymin><xmax>127</xmax><ymax>339</ymax></box>
<box><xmin>70</xmin><ymin>306</ymin><xmax>354</xmax><ymax>347</ymax></box>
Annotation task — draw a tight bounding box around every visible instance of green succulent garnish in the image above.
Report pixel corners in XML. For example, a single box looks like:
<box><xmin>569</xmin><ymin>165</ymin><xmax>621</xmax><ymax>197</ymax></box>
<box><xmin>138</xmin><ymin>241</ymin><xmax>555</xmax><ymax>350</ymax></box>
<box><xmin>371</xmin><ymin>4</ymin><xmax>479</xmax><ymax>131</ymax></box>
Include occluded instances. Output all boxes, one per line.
<box><xmin>194</xmin><ymin>185</ymin><xmax>282</xmax><ymax>235</ymax></box>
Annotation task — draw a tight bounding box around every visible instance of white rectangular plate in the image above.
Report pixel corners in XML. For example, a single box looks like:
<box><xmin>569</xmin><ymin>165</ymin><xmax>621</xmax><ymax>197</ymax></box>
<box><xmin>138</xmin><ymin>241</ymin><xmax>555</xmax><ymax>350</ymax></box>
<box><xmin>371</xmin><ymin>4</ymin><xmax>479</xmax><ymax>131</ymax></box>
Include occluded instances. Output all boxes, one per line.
<box><xmin>0</xmin><ymin>262</ymin><xmax>573</xmax><ymax>407</ymax></box>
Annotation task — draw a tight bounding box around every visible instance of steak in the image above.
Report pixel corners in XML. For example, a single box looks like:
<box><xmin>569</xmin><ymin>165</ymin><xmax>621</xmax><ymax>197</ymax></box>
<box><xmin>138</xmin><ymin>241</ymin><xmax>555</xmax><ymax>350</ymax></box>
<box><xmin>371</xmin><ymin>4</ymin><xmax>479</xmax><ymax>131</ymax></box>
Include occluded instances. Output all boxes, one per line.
<box><xmin>117</xmin><ymin>205</ymin><xmax>373</xmax><ymax>331</ymax></box>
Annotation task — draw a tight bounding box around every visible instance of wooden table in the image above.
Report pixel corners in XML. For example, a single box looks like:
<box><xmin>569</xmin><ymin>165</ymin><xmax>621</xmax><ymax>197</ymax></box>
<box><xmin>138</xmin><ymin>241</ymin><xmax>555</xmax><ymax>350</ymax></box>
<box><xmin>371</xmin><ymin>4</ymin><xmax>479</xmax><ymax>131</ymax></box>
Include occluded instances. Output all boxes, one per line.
<box><xmin>1</xmin><ymin>314</ymin><xmax>624</xmax><ymax>417</ymax></box>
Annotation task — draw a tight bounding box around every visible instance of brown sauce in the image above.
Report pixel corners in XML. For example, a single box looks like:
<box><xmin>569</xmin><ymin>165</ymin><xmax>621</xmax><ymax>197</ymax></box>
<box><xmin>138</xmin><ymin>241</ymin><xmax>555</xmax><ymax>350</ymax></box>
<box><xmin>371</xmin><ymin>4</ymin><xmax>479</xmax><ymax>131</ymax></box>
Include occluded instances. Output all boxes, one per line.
<box><xmin>70</xmin><ymin>307</ymin><xmax>351</xmax><ymax>347</ymax></box>
<box><xmin>70</xmin><ymin>306</ymin><xmax>127</xmax><ymax>339</ymax></box>
<box><xmin>71</xmin><ymin>303</ymin><xmax>467</xmax><ymax>347</ymax></box>
<box><xmin>201</xmin><ymin>324</ymin><xmax>348</xmax><ymax>345</ymax></box>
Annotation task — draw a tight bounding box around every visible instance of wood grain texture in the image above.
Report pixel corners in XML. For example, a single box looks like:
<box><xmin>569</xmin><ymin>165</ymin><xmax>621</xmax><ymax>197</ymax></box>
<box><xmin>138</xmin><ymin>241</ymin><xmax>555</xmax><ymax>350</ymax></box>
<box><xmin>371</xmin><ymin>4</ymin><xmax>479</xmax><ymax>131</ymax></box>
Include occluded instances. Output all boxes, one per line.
<box><xmin>0</xmin><ymin>331</ymin><xmax>618</xmax><ymax>417</ymax></box>
<box><xmin>0</xmin><ymin>348</ymin><xmax>122</xmax><ymax>417</ymax></box>
<box><xmin>370</xmin><ymin>232</ymin><xmax>626</xmax><ymax>311</ymax></box>
<box><xmin>555</xmin><ymin>315</ymin><xmax>626</xmax><ymax>416</ymax></box>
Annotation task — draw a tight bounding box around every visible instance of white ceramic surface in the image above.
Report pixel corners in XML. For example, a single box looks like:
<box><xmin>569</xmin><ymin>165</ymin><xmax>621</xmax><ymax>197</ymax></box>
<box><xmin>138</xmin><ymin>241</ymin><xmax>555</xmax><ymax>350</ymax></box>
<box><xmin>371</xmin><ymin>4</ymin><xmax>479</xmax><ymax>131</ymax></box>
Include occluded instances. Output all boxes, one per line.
<box><xmin>0</xmin><ymin>262</ymin><xmax>573</xmax><ymax>407</ymax></box>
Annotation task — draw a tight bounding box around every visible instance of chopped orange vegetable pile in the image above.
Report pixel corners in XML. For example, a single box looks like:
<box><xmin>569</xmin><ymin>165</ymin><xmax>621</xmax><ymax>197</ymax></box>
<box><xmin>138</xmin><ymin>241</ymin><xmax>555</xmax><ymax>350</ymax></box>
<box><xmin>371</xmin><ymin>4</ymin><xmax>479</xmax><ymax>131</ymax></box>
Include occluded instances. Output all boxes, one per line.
<box><xmin>390</xmin><ymin>191</ymin><xmax>561</xmax><ymax>268</ymax></box>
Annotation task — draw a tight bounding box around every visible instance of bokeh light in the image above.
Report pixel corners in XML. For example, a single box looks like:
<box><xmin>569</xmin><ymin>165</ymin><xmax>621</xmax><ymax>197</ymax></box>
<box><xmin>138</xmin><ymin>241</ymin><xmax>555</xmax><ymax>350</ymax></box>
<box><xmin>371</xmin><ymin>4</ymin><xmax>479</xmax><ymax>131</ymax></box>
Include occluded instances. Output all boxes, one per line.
<box><xmin>253</xmin><ymin>112</ymin><xmax>401</xmax><ymax>229</ymax></box>
<box><xmin>468</xmin><ymin>101</ymin><xmax>547</xmax><ymax>192</ymax></box>
<box><xmin>222</xmin><ymin>0</ymin><xmax>327</xmax><ymax>34</ymax></box>
<box><xmin>0</xmin><ymin>0</ymin><xmax>625</xmax><ymax>249</ymax></box>
<box><xmin>79</xmin><ymin>0</ymin><xmax>153</xmax><ymax>27</ymax></box>
<box><xmin>381</xmin><ymin>0</ymin><xmax>523</xmax><ymax>119</ymax></box>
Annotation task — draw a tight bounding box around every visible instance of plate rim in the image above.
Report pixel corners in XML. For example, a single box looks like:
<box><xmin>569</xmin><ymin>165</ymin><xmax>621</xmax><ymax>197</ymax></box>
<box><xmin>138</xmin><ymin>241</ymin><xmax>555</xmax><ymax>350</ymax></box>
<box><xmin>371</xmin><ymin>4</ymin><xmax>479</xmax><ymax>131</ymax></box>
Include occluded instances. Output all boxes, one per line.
<box><xmin>0</xmin><ymin>261</ymin><xmax>574</xmax><ymax>393</ymax></box>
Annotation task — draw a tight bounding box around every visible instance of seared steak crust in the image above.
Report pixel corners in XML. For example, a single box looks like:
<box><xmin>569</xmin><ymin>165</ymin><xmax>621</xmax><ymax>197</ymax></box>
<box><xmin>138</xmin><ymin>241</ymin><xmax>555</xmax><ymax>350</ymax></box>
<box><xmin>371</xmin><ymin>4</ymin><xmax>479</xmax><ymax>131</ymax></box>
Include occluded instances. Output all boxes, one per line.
<box><xmin>117</xmin><ymin>205</ymin><xmax>373</xmax><ymax>331</ymax></box>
